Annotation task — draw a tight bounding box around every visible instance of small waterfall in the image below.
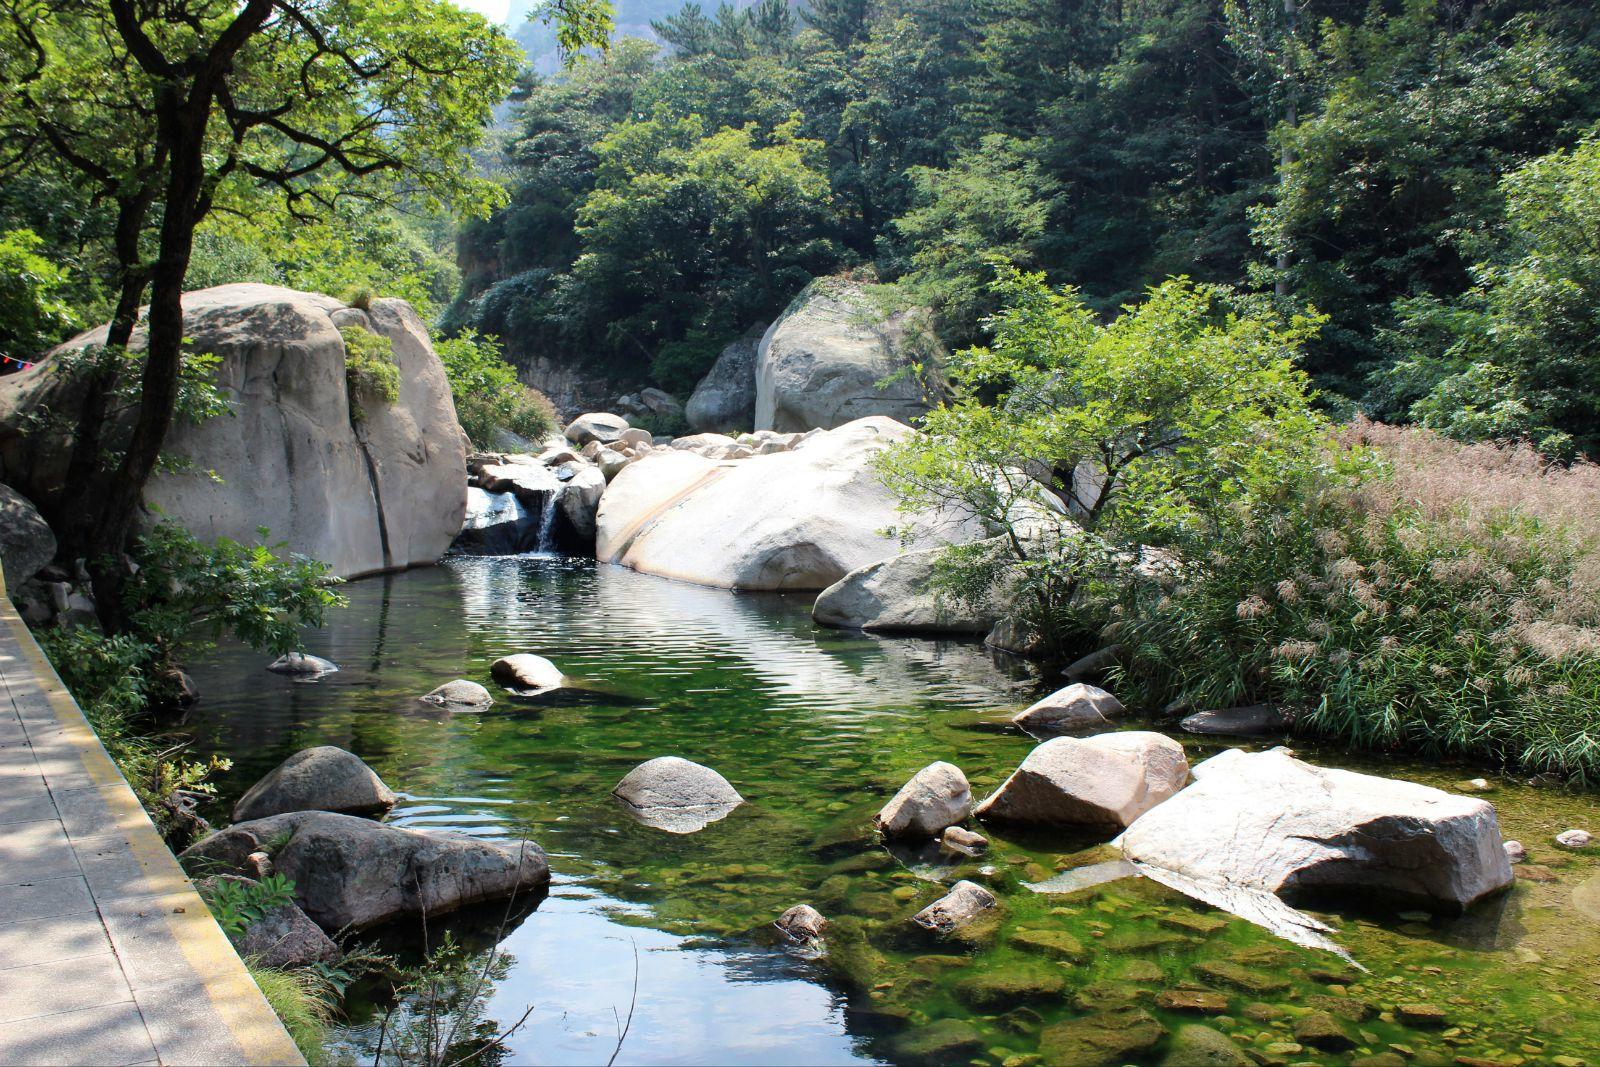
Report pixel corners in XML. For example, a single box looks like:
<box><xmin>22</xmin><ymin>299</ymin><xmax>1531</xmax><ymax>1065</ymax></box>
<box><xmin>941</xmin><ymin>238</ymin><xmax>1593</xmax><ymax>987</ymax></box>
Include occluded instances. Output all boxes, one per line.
<box><xmin>534</xmin><ymin>490</ymin><xmax>559</xmax><ymax>553</ymax></box>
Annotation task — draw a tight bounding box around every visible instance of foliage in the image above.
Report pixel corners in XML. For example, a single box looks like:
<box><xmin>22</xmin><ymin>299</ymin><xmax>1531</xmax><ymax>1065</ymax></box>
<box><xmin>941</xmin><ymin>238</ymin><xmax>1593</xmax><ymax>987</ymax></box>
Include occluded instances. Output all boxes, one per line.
<box><xmin>202</xmin><ymin>874</ymin><xmax>298</xmax><ymax>938</ymax></box>
<box><xmin>340</xmin><ymin>326</ymin><xmax>402</xmax><ymax>422</ymax></box>
<box><xmin>436</xmin><ymin>330</ymin><xmax>558</xmax><ymax>448</ymax></box>
<box><xmin>0</xmin><ymin>228</ymin><xmax>76</xmax><ymax>364</ymax></box>
<box><xmin>1112</xmin><ymin>421</ymin><xmax>1600</xmax><ymax>783</ymax></box>
<box><xmin>879</xmin><ymin>266</ymin><xmax>1326</xmax><ymax>653</ymax></box>
<box><xmin>377</xmin><ymin>933</ymin><xmax>525</xmax><ymax>1067</ymax></box>
<box><xmin>248</xmin><ymin>962</ymin><xmax>338</xmax><ymax>1060</ymax></box>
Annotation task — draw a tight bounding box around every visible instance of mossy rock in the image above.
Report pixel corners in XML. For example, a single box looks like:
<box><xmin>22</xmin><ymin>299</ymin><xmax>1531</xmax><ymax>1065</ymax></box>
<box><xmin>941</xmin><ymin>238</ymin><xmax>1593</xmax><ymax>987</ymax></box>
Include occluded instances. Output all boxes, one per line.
<box><xmin>847</xmin><ymin>891</ymin><xmax>900</xmax><ymax>919</ymax></box>
<box><xmin>1117</xmin><ymin>960</ymin><xmax>1165</xmax><ymax>984</ymax></box>
<box><xmin>997</xmin><ymin>1006</ymin><xmax>1046</xmax><ymax>1036</ymax></box>
<box><xmin>953</xmin><ymin>965</ymin><xmax>1067</xmax><ymax>1010</ymax></box>
<box><xmin>1162</xmin><ymin>1023</ymin><xmax>1250</xmax><ymax>1066</ymax></box>
<box><xmin>831</xmin><ymin>851</ymin><xmax>895</xmax><ymax>875</ymax></box>
<box><xmin>1011</xmin><ymin>927</ymin><xmax>1089</xmax><ymax>963</ymax></box>
<box><xmin>894</xmin><ymin>1019</ymin><xmax>986</xmax><ymax>1063</ymax></box>
<box><xmin>1306</xmin><ymin>993</ymin><xmax>1374</xmax><ymax>1022</ymax></box>
<box><xmin>1074</xmin><ymin>980</ymin><xmax>1155</xmax><ymax>1012</ymax></box>
<box><xmin>1194</xmin><ymin>961</ymin><xmax>1290</xmax><ymax>996</ymax></box>
<box><xmin>1292</xmin><ymin>1010</ymin><xmax>1356</xmax><ymax>1051</ymax></box>
<box><xmin>1160</xmin><ymin>912</ymin><xmax>1230</xmax><ymax>937</ymax></box>
<box><xmin>1157</xmin><ymin>990</ymin><xmax>1231</xmax><ymax>1016</ymax></box>
<box><xmin>1039</xmin><ymin>1006</ymin><xmax>1167</xmax><ymax>1066</ymax></box>
<box><xmin>1106</xmin><ymin>929</ymin><xmax>1195</xmax><ymax>953</ymax></box>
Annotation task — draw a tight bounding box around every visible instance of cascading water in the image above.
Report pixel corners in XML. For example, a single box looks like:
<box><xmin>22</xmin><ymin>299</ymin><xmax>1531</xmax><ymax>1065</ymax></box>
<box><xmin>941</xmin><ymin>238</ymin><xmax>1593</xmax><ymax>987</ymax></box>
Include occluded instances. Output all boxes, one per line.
<box><xmin>534</xmin><ymin>489</ymin><xmax>559</xmax><ymax>553</ymax></box>
<box><xmin>453</xmin><ymin>481</ymin><xmax>562</xmax><ymax>556</ymax></box>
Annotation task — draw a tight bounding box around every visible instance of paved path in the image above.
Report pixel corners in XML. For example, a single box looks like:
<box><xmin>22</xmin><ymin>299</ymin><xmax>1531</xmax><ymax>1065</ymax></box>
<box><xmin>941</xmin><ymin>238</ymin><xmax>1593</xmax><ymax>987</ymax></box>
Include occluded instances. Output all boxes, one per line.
<box><xmin>0</xmin><ymin>587</ymin><xmax>303</xmax><ymax>1066</ymax></box>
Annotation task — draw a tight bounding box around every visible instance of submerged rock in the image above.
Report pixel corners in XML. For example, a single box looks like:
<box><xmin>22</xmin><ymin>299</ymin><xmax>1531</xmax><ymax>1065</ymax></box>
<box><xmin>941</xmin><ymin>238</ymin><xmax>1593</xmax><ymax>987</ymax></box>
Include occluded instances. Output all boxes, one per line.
<box><xmin>953</xmin><ymin>964</ymin><xmax>1066</xmax><ymax>1009</ymax></box>
<box><xmin>875</xmin><ymin>761</ymin><xmax>972</xmax><ymax>840</ymax></box>
<box><xmin>775</xmin><ymin>903</ymin><xmax>828</xmax><ymax>942</ymax></box>
<box><xmin>1038</xmin><ymin>1006</ymin><xmax>1167</xmax><ymax>1066</ymax></box>
<box><xmin>489</xmin><ymin>654</ymin><xmax>565</xmax><ymax>693</ymax></box>
<box><xmin>1013</xmin><ymin>682</ymin><xmax>1125</xmax><ymax>733</ymax></box>
<box><xmin>940</xmin><ymin>825</ymin><xmax>988</xmax><ymax>856</ymax></box>
<box><xmin>182</xmin><ymin>811</ymin><xmax>548</xmax><ymax>931</ymax></box>
<box><xmin>1180</xmin><ymin>704</ymin><xmax>1289</xmax><ymax>736</ymax></box>
<box><xmin>613</xmin><ymin>756</ymin><xmax>744</xmax><ymax>834</ymax></box>
<box><xmin>975</xmin><ymin>732</ymin><xmax>1189</xmax><ymax>830</ymax></box>
<box><xmin>894</xmin><ymin>1019</ymin><xmax>984</xmax><ymax>1063</ymax></box>
<box><xmin>420</xmin><ymin>679</ymin><xmax>493</xmax><ymax>708</ymax></box>
<box><xmin>1117</xmin><ymin>747</ymin><xmax>1515</xmax><ymax>955</ymax></box>
<box><xmin>232</xmin><ymin>746</ymin><xmax>396</xmax><ymax>822</ymax></box>
<box><xmin>910</xmin><ymin>879</ymin><xmax>997</xmax><ymax>934</ymax></box>
<box><xmin>267</xmin><ymin>652</ymin><xmax>338</xmax><ymax>676</ymax></box>
<box><xmin>1163</xmin><ymin>1023</ymin><xmax>1249</xmax><ymax>1066</ymax></box>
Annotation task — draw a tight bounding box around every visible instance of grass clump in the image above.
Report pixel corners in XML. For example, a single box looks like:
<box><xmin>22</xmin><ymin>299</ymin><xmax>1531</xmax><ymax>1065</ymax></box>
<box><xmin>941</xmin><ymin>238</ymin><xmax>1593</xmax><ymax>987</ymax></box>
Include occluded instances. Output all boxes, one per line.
<box><xmin>1113</xmin><ymin>419</ymin><xmax>1600</xmax><ymax>783</ymax></box>
<box><xmin>247</xmin><ymin>961</ymin><xmax>338</xmax><ymax>1058</ymax></box>
<box><xmin>340</xmin><ymin>324</ymin><xmax>400</xmax><ymax>421</ymax></box>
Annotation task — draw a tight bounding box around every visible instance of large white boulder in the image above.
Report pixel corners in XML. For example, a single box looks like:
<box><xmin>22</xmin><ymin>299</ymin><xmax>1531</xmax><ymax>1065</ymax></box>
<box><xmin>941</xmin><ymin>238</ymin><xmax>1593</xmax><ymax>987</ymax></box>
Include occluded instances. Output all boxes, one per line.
<box><xmin>1119</xmin><ymin>748</ymin><xmax>1515</xmax><ymax>918</ymax></box>
<box><xmin>813</xmin><ymin>540</ymin><xmax>1007</xmax><ymax>634</ymax></box>
<box><xmin>595</xmin><ymin>416</ymin><xmax>985</xmax><ymax>591</ymax></box>
<box><xmin>975</xmin><ymin>732</ymin><xmax>1188</xmax><ymax>830</ymax></box>
<box><xmin>686</xmin><ymin>329</ymin><xmax>762</xmax><ymax>433</ymax></box>
<box><xmin>0</xmin><ymin>285</ymin><xmax>466</xmax><ymax>579</ymax></box>
<box><xmin>755</xmin><ymin>277</ymin><xmax>936</xmax><ymax>432</ymax></box>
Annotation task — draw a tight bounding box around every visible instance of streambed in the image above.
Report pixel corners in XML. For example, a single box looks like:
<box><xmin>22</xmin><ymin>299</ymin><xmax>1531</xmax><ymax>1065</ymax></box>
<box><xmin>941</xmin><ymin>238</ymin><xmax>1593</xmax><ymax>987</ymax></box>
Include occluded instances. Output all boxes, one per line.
<box><xmin>182</xmin><ymin>555</ymin><xmax>1600</xmax><ymax>1065</ymax></box>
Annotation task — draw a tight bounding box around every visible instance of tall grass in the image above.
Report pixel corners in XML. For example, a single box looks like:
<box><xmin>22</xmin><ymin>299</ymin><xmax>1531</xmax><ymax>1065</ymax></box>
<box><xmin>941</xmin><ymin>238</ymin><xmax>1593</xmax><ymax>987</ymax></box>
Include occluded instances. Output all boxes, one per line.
<box><xmin>247</xmin><ymin>961</ymin><xmax>338</xmax><ymax>1059</ymax></box>
<box><xmin>1111</xmin><ymin>419</ymin><xmax>1600</xmax><ymax>783</ymax></box>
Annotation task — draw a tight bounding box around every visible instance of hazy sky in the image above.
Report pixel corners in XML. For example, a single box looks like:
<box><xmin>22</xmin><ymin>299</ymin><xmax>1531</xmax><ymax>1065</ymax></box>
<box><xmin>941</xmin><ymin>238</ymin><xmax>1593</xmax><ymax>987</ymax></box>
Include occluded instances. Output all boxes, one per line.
<box><xmin>453</xmin><ymin>0</ymin><xmax>510</xmax><ymax>25</ymax></box>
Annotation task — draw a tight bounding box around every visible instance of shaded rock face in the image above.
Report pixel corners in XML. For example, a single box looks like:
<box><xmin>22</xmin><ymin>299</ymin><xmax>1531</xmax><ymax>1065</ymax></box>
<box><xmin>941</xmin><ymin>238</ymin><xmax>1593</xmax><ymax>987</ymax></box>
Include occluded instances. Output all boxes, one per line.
<box><xmin>0</xmin><ymin>285</ymin><xmax>467</xmax><ymax>580</ymax></box>
<box><xmin>0</xmin><ymin>483</ymin><xmax>54</xmax><ymax>588</ymax></box>
<box><xmin>686</xmin><ymin>330</ymin><xmax>763</xmax><ymax>434</ymax></box>
<box><xmin>813</xmin><ymin>540</ymin><xmax>1008</xmax><ymax>635</ymax></box>
<box><xmin>182</xmin><ymin>811</ymin><xmax>549</xmax><ymax>931</ymax></box>
<box><xmin>452</xmin><ymin>487</ymin><xmax>544</xmax><ymax>555</ymax></box>
<box><xmin>232</xmin><ymin>746</ymin><xmax>397</xmax><ymax>823</ymax></box>
<box><xmin>975</xmin><ymin>732</ymin><xmax>1189</xmax><ymax>830</ymax></box>
<box><xmin>755</xmin><ymin>276</ymin><xmax>937</xmax><ymax>432</ymax></box>
<box><xmin>875</xmin><ymin>761</ymin><xmax>972</xmax><ymax>840</ymax></box>
<box><xmin>1013</xmin><ymin>683</ymin><xmax>1125</xmax><ymax>733</ymax></box>
<box><xmin>595</xmin><ymin>417</ymin><xmax>987</xmax><ymax>591</ymax></box>
<box><xmin>1121</xmin><ymin>748</ymin><xmax>1515</xmax><ymax>919</ymax></box>
<box><xmin>1180</xmin><ymin>704</ymin><xmax>1288</xmax><ymax>737</ymax></box>
<box><xmin>613</xmin><ymin>756</ymin><xmax>744</xmax><ymax>834</ymax></box>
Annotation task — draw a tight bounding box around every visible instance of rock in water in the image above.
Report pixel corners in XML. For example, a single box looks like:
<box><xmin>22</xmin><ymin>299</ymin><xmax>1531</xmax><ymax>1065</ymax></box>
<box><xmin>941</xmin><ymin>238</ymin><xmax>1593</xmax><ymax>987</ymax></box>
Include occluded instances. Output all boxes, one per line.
<box><xmin>233</xmin><ymin>746</ymin><xmax>396</xmax><ymax>822</ymax></box>
<box><xmin>911</xmin><ymin>880</ymin><xmax>997</xmax><ymax>934</ymax></box>
<box><xmin>267</xmin><ymin>652</ymin><xmax>339</xmax><ymax>676</ymax></box>
<box><xmin>420</xmin><ymin>679</ymin><xmax>493</xmax><ymax>708</ymax></box>
<box><xmin>941</xmin><ymin>826</ymin><xmax>988</xmax><ymax>856</ymax></box>
<box><xmin>563</xmin><ymin>412</ymin><xmax>631</xmax><ymax>447</ymax></box>
<box><xmin>1117</xmin><ymin>747</ymin><xmax>1514</xmax><ymax>953</ymax></box>
<box><xmin>0</xmin><ymin>483</ymin><xmax>54</xmax><ymax>589</ymax></box>
<box><xmin>182</xmin><ymin>812</ymin><xmax>548</xmax><ymax>931</ymax></box>
<box><xmin>975</xmin><ymin>732</ymin><xmax>1189</xmax><ymax>830</ymax></box>
<box><xmin>613</xmin><ymin>756</ymin><xmax>744</xmax><ymax>834</ymax></box>
<box><xmin>1180</xmin><ymin>705</ymin><xmax>1289</xmax><ymax>736</ymax></box>
<box><xmin>686</xmin><ymin>329</ymin><xmax>763</xmax><ymax>434</ymax></box>
<box><xmin>1013</xmin><ymin>683</ymin><xmax>1125</xmax><ymax>733</ymax></box>
<box><xmin>1163</xmin><ymin>1024</ymin><xmax>1250</xmax><ymax>1066</ymax></box>
<box><xmin>775</xmin><ymin>904</ymin><xmax>828</xmax><ymax>942</ymax></box>
<box><xmin>0</xmin><ymin>285</ymin><xmax>467</xmax><ymax>580</ymax></box>
<box><xmin>489</xmin><ymin>654</ymin><xmax>565</xmax><ymax>693</ymax></box>
<box><xmin>595</xmin><ymin>417</ymin><xmax>987</xmax><ymax>591</ymax></box>
<box><xmin>754</xmin><ymin>276</ymin><xmax>935</xmax><ymax>432</ymax></box>
<box><xmin>812</xmin><ymin>540</ymin><xmax>1008</xmax><ymax>635</ymax></box>
<box><xmin>875</xmin><ymin>762</ymin><xmax>973</xmax><ymax>840</ymax></box>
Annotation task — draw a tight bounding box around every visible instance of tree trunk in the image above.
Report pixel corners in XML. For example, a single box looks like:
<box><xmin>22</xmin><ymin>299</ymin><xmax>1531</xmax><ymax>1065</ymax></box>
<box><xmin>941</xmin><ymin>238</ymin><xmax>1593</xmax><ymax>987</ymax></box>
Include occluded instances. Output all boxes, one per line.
<box><xmin>1274</xmin><ymin>0</ymin><xmax>1300</xmax><ymax>298</ymax></box>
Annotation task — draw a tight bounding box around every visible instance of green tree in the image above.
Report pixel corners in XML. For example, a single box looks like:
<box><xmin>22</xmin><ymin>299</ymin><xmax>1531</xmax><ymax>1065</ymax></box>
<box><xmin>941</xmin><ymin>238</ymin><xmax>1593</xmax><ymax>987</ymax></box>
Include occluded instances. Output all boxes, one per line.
<box><xmin>0</xmin><ymin>228</ymin><xmax>77</xmax><ymax>366</ymax></box>
<box><xmin>880</xmin><ymin>266</ymin><xmax>1327</xmax><ymax>652</ymax></box>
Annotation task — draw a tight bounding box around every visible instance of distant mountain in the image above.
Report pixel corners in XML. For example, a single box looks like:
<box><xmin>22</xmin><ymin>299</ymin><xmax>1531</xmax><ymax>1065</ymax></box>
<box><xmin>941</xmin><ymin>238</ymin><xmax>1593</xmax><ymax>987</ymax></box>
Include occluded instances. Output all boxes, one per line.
<box><xmin>506</xmin><ymin>0</ymin><xmax>767</xmax><ymax>73</ymax></box>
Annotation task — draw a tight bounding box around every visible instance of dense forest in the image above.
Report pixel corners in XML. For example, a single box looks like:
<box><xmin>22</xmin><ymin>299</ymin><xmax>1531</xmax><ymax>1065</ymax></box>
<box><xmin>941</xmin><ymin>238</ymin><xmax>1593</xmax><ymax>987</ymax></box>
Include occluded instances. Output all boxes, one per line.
<box><xmin>440</xmin><ymin>0</ymin><xmax>1600</xmax><ymax>454</ymax></box>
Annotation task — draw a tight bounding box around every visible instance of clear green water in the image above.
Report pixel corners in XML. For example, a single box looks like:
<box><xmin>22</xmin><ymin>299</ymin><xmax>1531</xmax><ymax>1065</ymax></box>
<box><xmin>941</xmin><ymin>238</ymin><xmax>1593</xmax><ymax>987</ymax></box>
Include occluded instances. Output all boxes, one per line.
<box><xmin>181</xmin><ymin>555</ymin><xmax>1600</xmax><ymax>1066</ymax></box>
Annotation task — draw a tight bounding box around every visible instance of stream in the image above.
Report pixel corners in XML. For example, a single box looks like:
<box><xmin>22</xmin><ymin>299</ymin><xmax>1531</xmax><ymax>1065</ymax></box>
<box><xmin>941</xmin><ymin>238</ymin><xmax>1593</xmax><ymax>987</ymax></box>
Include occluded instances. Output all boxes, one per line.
<box><xmin>181</xmin><ymin>554</ymin><xmax>1600</xmax><ymax>1066</ymax></box>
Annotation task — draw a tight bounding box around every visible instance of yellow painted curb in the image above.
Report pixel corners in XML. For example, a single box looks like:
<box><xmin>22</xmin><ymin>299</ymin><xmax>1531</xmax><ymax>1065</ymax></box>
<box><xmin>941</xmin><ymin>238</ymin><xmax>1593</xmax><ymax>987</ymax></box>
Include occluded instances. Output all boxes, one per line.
<box><xmin>1</xmin><ymin>600</ymin><xmax>306</xmax><ymax>1066</ymax></box>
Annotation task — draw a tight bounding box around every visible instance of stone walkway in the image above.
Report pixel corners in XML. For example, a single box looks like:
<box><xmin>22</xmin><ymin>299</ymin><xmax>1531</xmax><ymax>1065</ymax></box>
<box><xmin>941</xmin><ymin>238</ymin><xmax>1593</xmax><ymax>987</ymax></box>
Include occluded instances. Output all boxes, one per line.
<box><xmin>0</xmin><ymin>590</ymin><xmax>303</xmax><ymax>1066</ymax></box>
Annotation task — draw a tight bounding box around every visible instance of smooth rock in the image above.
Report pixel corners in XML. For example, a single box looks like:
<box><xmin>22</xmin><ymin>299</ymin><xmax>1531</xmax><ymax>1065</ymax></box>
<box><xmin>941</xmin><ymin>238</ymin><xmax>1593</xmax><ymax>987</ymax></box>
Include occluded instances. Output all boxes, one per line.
<box><xmin>182</xmin><ymin>811</ymin><xmax>548</xmax><ymax>931</ymax></box>
<box><xmin>775</xmin><ymin>903</ymin><xmax>828</xmax><ymax>942</ymax></box>
<box><xmin>489</xmin><ymin>654</ymin><xmax>565</xmax><ymax>693</ymax></box>
<box><xmin>686</xmin><ymin>329</ymin><xmax>762</xmax><ymax>434</ymax></box>
<box><xmin>975</xmin><ymin>732</ymin><xmax>1189</xmax><ymax>829</ymax></box>
<box><xmin>596</xmin><ymin>417</ymin><xmax>986</xmax><ymax>591</ymax></box>
<box><xmin>986</xmin><ymin>616</ymin><xmax>1046</xmax><ymax>657</ymax></box>
<box><xmin>563</xmin><ymin>412</ymin><xmax>631</xmax><ymax>447</ymax></box>
<box><xmin>613</xmin><ymin>756</ymin><xmax>744</xmax><ymax>834</ymax></box>
<box><xmin>813</xmin><ymin>539</ymin><xmax>1008</xmax><ymax>635</ymax></box>
<box><xmin>1504</xmin><ymin>840</ymin><xmax>1526</xmax><ymax>863</ymax></box>
<box><xmin>755</xmin><ymin>276</ymin><xmax>935</xmax><ymax>432</ymax></box>
<box><xmin>1180</xmin><ymin>705</ymin><xmax>1289</xmax><ymax>736</ymax></box>
<box><xmin>420</xmin><ymin>679</ymin><xmax>493</xmax><ymax>707</ymax></box>
<box><xmin>1</xmin><ymin>285</ymin><xmax>467</xmax><ymax>579</ymax></box>
<box><xmin>941</xmin><ymin>826</ymin><xmax>988</xmax><ymax>856</ymax></box>
<box><xmin>267</xmin><ymin>652</ymin><xmax>339</xmax><ymax>676</ymax></box>
<box><xmin>1118</xmin><ymin>748</ymin><xmax>1515</xmax><ymax>953</ymax></box>
<box><xmin>0</xmin><ymin>483</ymin><xmax>54</xmax><ymax>588</ymax></box>
<box><xmin>1555</xmin><ymin>828</ymin><xmax>1592</xmax><ymax>849</ymax></box>
<box><xmin>556</xmin><ymin>463</ymin><xmax>607</xmax><ymax>548</ymax></box>
<box><xmin>875</xmin><ymin>761</ymin><xmax>972</xmax><ymax>840</ymax></box>
<box><xmin>1013</xmin><ymin>683</ymin><xmax>1125</xmax><ymax>733</ymax></box>
<box><xmin>232</xmin><ymin>746</ymin><xmax>396</xmax><ymax>822</ymax></box>
<box><xmin>910</xmin><ymin>879</ymin><xmax>997</xmax><ymax>934</ymax></box>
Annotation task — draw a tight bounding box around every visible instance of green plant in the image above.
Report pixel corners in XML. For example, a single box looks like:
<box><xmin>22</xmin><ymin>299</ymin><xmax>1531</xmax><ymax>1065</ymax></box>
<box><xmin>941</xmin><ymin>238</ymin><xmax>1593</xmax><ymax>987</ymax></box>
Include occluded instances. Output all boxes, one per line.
<box><xmin>339</xmin><ymin>324</ymin><xmax>401</xmax><ymax>421</ymax></box>
<box><xmin>247</xmin><ymin>961</ymin><xmax>338</xmax><ymax>1059</ymax></box>
<box><xmin>202</xmin><ymin>873</ymin><xmax>297</xmax><ymax>938</ymax></box>
<box><xmin>0</xmin><ymin>227</ymin><xmax>77</xmax><ymax>364</ymax></box>
<box><xmin>377</xmin><ymin>932</ymin><xmax>526</xmax><ymax>1067</ymax></box>
<box><xmin>343</xmin><ymin>285</ymin><xmax>376</xmax><ymax>311</ymax></box>
<box><xmin>435</xmin><ymin>330</ymin><xmax>557</xmax><ymax>449</ymax></box>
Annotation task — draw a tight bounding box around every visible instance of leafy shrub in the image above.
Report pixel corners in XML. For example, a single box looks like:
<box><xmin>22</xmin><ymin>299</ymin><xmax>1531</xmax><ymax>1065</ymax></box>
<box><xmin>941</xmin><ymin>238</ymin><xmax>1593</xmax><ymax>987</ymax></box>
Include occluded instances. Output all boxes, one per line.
<box><xmin>0</xmin><ymin>228</ymin><xmax>78</xmax><ymax>365</ymax></box>
<box><xmin>339</xmin><ymin>324</ymin><xmax>400</xmax><ymax>421</ymax></box>
<box><xmin>1113</xmin><ymin>420</ymin><xmax>1600</xmax><ymax>782</ymax></box>
<box><xmin>202</xmin><ymin>873</ymin><xmax>297</xmax><ymax>937</ymax></box>
<box><xmin>436</xmin><ymin>329</ymin><xmax>557</xmax><ymax>449</ymax></box>
<box><xmin>650</xmin><ymin>334</ymin><xmax>723</xmax><ymax>395</ymax></box>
